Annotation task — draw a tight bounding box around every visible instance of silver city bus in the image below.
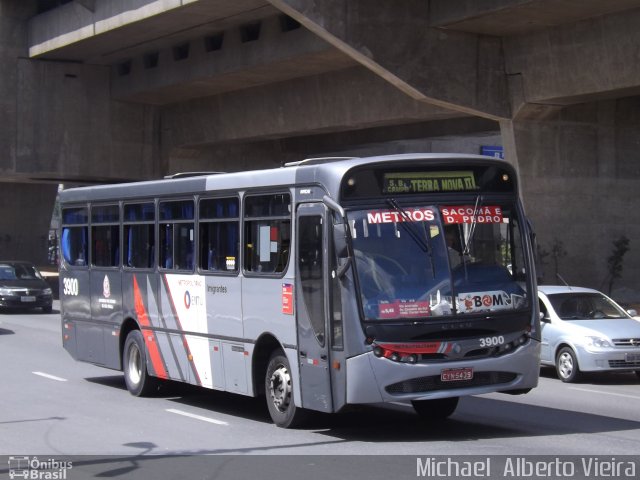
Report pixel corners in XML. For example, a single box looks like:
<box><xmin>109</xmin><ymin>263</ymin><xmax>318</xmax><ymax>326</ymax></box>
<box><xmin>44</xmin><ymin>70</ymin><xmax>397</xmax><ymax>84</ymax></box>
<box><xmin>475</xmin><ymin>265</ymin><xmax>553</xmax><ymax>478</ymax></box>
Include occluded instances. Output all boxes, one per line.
<box><xmin>59</xmin><ymin>154</ymin><xmax>540</xmax><ymax>427</ymax></box>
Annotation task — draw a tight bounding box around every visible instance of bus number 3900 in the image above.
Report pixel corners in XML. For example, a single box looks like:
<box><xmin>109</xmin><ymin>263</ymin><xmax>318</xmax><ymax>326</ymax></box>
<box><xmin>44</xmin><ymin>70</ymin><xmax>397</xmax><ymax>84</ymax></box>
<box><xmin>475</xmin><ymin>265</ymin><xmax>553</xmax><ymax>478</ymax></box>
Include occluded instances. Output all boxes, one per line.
<box><xmin>479</xmin><ymin>336</ymin><xmax>504</xmax><ymax>348</ymax></box>
<box><xmin>63</xmin><ymin>278</ymin><xmax>79</xmax><ymax>296</ymax></box>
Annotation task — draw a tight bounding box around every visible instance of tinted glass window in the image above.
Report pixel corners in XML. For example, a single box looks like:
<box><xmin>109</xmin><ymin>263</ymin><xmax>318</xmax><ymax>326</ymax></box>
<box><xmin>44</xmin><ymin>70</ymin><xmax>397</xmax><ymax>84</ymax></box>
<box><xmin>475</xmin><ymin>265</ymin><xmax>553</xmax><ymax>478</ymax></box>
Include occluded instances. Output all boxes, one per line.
<box><xmin>62</xmin><ymin>227</ymin><xmax>88</xmax><ymax>266</ymax></box>
<box><xmin>124</xmin><ymin>203</ymin><xmax>154</xmax><ymax>222</ymax></box>
<box><xmin>124</xmin><ymin>202</ymin><xmax>155</xmax><ymax>269</ymax></box>
<box><xmin>124</xmin><ymin>224</ymin><xmax>155</xmax><ymax>269</ymax></box>
<box><xmin>298</xmin><ymin>215</ymin><xmax>325</xmax><ymax>346</ymax></box>
<box><xmin>244</xmin><ymin>193</ymin><xmax>291</xmax><ymax>275</ymax></box>
<box><xmin>92</xmin><ymin>225</ymin><xmax>120</xmax><ymax>267</ymax></box>
<box><xmin>160</xmin><ymin>200</ymin><xmax>194</xmax><ymax>220</ymax></box>
<box><xmin>62</xmin><ymin>207</ymin><xmax>88</xmax><ymax>225</ymax></box>
<box><xmin>160</xmin><ymin>223</ymin><xmax>194</xmax><ymax>271</ymax></box>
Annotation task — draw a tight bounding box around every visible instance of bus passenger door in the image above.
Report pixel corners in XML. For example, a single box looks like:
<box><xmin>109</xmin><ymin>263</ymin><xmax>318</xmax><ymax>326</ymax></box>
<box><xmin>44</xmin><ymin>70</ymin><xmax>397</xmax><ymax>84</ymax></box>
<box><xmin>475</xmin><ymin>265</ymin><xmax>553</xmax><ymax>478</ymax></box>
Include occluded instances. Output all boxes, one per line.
<box><xmin>296</xmin><ymin>203</ymin><xmax>333</xmax><ymax>413</ymax></box>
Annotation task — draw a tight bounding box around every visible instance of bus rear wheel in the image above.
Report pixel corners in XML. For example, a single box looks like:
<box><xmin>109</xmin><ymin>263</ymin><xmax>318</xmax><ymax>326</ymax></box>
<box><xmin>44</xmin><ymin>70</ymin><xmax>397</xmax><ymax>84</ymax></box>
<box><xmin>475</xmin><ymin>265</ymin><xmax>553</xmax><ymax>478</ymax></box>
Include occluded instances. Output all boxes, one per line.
<box><xmin>265</xmin><ymin>351</ymin><xmax>308</xmax><ymax>428</ymax></box>
<box><xmin>123</xmin><ymin>330</ymin><xmax>157</xmax><ymax>396</ymax></box>
<box><xmin>412</xmin><ymin>397</ymin><xmax>459</xmax><ymax>422</ymax></box>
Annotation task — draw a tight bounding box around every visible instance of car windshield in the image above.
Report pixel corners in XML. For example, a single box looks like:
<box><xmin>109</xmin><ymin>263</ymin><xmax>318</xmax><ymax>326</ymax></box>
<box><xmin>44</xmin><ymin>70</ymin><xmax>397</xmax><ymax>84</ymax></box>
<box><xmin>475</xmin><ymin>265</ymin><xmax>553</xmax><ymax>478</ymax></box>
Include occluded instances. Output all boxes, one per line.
<box><xmin>547</xmin><ymin>292</ymin><xmax>629</xmax><ymax>320</ymax></box>
<box><xmin>0</xmin><ymin>264</ymin><xmax>42</xmax><ymax>281</ymax></box>
<box><xmin>347</xmin><ymin>201</ymin><xmax>529</xmax><ymax>321</ymax></box>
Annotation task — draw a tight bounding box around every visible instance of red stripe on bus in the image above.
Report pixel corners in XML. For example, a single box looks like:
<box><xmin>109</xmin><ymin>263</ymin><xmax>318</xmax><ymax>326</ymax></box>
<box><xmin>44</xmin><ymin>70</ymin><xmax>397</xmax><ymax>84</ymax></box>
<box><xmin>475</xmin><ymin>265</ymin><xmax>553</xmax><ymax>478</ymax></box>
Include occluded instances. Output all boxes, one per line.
<box><xmin>133</xmin><ymin>276</ymin><xmax>168</xmax><ymax>379</ymax></box>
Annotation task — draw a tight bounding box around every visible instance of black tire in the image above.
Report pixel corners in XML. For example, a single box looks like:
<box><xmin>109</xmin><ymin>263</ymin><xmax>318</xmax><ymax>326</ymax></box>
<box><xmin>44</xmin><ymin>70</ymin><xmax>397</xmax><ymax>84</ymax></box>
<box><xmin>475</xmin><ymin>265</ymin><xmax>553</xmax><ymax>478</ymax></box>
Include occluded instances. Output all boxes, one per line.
<box><xmin>123</xmin><ymin>330</ymin><xmax>158</xmax><ymax>396</ymax></box>
<box><xmin>556</xmin><ymin>346</ymin><xmax>581</xmax><ymax>383</ymax></box>
<box><xmin>265</xmin><ymin>351</ymin><xmax>308</xmax><ymax>428</ymax></box>
<box><xmin>412</xmin><ymin>397</ymin><xmax>459</xmax><ymax>422</ymax></box>
<box><xmin>634</xmin><ymin>371</ymin><xmax>640</xmax><ymax>380</ymax></box>
<box><xmin>41</xmin><ymin>305</ymin><xmax>52</xmax><ymax>314</ymax></box>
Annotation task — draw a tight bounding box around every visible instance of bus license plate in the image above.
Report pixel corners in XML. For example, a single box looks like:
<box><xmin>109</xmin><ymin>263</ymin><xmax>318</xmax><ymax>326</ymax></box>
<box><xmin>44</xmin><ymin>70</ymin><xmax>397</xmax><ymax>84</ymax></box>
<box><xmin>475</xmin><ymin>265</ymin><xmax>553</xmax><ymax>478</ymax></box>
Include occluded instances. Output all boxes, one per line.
<box><xmin>21</xmin><ymin>296</ymin><xmax>36</xmax><ymax>303</ymax></box>
<box><xmin>625</xmin><ymin>353</ymin><xmax>640</xmax><ymax>363</ymax></box>
<box><xmin>441</xmin><ymin>367</ymin><xmax>473</xmax><ymax>382</ymax></box>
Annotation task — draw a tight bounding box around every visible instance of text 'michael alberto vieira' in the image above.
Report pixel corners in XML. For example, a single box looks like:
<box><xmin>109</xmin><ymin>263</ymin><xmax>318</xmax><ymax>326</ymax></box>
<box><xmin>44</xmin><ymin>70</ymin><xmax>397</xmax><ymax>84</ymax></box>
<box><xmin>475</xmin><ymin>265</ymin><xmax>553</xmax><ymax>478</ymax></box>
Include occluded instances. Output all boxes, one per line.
<box><xmin>416</xmin><ymin>457</ymin><xmax>637</xmax><ymax>477</ymax></box>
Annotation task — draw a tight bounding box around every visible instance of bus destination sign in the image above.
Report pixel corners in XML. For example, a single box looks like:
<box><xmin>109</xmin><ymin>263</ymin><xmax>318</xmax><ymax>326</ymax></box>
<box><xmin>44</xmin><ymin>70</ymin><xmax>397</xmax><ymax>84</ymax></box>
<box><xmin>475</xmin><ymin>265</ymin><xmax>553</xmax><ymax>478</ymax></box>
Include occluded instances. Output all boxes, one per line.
<box><xmin>383</xmin><ymin>171</ymin><xmax>477</xmax><ymax>194</ymax></box>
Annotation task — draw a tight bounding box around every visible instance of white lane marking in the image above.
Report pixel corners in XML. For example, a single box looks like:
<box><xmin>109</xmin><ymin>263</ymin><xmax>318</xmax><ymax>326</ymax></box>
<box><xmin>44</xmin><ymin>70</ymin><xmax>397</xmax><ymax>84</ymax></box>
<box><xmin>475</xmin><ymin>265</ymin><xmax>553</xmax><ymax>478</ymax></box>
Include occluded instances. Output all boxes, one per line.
<box><xmin>32</xmin><ymin>371</ymin><xmax>67</xmax><ymax>382</ymax></box>
<box><xmin>166</xmin><ymin>408</ymin><xmax>229</xmax><ymax>426</ymax></box>
<box><xmin>569</xmin><ymin>387</ymin><xmax>640</xmax><ymax>400</ymax></box>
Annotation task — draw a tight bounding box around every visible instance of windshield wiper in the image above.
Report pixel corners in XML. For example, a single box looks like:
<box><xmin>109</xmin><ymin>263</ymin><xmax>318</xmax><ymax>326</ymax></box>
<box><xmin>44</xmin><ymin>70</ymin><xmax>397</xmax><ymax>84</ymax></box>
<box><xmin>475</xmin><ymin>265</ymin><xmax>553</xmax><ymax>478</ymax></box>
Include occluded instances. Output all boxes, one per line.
<box><xmin>386</xmin><ymin>198</ymin><xmax>435</xmax><ymax>278</ymax></box>
<box><xmin>463</xmin><ymin>194</ymin><xmax>484</xmax><ymax>256</ymax></box>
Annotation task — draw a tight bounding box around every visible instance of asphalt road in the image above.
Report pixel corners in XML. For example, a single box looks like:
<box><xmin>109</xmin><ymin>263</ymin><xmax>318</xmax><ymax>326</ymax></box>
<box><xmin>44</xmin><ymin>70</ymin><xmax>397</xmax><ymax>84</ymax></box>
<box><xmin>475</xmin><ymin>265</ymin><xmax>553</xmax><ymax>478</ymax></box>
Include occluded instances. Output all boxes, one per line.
<box><xmin>1</xmin><ymin>302</ymin><xmax>640</xmax><ymax>459</ymax></box>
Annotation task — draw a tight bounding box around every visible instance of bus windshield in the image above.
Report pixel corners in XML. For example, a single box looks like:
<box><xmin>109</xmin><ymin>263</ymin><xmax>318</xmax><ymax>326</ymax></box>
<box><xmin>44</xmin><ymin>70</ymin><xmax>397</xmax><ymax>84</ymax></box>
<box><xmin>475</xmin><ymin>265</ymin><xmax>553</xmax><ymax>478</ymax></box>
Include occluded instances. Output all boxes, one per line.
<box><xmin>348</xmin><ymin>201</ymin><xmax>529</xmax><ymax>320</ymax></box>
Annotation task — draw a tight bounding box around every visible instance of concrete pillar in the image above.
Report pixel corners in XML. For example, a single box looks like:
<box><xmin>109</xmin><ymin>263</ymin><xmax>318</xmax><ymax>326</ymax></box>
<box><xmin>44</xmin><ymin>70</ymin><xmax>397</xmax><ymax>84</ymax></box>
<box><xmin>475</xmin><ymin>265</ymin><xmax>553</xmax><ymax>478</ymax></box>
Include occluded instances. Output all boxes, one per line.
<box><xmin>0</xmin><ymin>183</ymin><xmax>58</xmax><ymax>266</ymax></box>
<box><xmin>0</xmin><ymin>1</ymin><xmax>37</xmax><ymax>171</ymax></box>
<box><xmin>501</xmin><ymin>98</ymin><xmax>640</xmax><ymax>301</ymax></box>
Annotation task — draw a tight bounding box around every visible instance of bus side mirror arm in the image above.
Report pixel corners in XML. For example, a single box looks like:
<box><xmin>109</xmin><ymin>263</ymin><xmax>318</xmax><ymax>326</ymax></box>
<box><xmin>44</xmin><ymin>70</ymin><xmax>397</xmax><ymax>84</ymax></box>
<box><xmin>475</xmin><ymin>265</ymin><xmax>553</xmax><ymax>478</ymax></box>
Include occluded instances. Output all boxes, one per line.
<box><xmin>323</xmin><ymin>195</ymin><xmax>353</xmax><ymax>278</ymax></box>
<box><xmin>322</xmin><ymin>195</ymin><xmax>345</xmax><ymax>218</ymax></box>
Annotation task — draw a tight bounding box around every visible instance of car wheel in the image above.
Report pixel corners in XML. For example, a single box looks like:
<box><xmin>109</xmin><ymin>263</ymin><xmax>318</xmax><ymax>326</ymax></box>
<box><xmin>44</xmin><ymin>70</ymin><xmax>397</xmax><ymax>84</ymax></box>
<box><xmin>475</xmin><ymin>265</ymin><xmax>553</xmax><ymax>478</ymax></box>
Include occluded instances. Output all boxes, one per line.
<box><xmin>556</xmin><ymin>347</ymin><xmax>581</xmax><ymax>383</ymax></box>
<box><xmin>41</xmin><ymin>305</ymin><xmax>52</xmax><ymax>314</ymax></box>
<box><xmin>634</xmin><ymin>371</ymin><xmax>640</xmax><ymax>380</ymax></box>
<box><xmin>412</xmin><ymin>397</ymin><xmax>459</xmax><ymax>422</ymax></box>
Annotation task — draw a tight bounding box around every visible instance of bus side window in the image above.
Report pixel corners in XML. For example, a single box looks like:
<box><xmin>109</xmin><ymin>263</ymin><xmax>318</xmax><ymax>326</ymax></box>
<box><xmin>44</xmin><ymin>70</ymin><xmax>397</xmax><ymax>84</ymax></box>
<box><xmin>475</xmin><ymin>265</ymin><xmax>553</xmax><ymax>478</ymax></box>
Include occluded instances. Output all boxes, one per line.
<box><xmin>159</xmin><ymin>199</ymin><xmax>194</xmax><ymax>271</ymax></box>
<box><xmin>61</xmin><ymin>207</ymin><xmax>88</xmax><ymax>267</ymax></box>
<box><xmin>199</xmin><ymin>197</ymin><xmax>239</xmax><ymax>273</ymax></box>
<box><xmin>244</xmin><ymin>193</ymin><xmax>291</xmax><ymax>274</ymax></box>
<box><xmin>91</xmin><ymin>205</ymin><xmax>120</xmax><ymax>268</ymax></box>
<box><xmin>124</xmin><ymin>202</ymin><xmax>155</xmax><ymax>269</ymax></box>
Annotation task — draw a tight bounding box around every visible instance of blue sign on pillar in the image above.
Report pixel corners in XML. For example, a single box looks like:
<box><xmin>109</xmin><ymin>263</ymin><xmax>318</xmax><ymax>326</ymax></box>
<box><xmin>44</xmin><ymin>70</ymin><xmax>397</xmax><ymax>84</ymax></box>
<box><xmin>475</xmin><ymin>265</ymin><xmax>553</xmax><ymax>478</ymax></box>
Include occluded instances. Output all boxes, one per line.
<box><xmin>480</xmin><ymin>146</ymin><xmax>504</xmax><ymax>159</ymax></box>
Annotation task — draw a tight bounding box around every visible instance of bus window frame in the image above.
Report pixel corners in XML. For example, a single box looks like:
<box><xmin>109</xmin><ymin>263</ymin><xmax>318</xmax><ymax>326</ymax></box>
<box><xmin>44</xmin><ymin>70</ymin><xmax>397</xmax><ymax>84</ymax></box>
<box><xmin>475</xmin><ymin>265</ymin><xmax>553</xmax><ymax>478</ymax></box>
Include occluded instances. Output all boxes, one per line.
<box><xmin>242</xmin><ymin>189</ymin><xmax>292</xmax><ymax>279</ymax></box>
<box><xmin>197</xmin><ymin>194</ymin><xmax>241</xmax><ymax>277</ymax></box>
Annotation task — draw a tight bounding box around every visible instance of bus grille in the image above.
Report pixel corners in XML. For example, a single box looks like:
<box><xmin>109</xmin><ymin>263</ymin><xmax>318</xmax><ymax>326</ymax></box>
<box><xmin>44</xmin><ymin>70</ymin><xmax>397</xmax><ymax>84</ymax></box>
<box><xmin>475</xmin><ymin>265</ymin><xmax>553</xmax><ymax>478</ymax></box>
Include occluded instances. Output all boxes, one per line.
<box><xmin>385</xmin><ymin>371</ymin><xmax>517</xmax><ymax>395</ymax></box>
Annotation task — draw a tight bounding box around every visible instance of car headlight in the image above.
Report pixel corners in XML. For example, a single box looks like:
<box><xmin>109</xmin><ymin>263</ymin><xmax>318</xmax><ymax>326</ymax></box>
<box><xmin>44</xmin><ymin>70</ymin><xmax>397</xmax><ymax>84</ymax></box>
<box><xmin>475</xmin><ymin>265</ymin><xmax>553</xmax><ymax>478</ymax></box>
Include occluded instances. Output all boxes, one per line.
<box><xmin>43</xmin><ymin>288</ymin><xmax>53</xmax><ymax>295</ymax></box>
<box><xmin>585</xmin><ymin>336</ymin><xmax>612</xmax><ymax>348</ymax></box>
<box><xmin>0</xmin><ymin>287</ymin><xmax>17</xmax><ymax>296</ymax></box>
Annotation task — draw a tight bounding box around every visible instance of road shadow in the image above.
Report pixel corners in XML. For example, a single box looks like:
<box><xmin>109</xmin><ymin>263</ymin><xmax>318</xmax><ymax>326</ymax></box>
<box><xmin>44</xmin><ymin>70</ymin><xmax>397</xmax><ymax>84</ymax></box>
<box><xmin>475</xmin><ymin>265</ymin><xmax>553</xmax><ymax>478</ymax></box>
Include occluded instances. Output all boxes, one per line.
<box><xmin>303</xmin><ymin>394</ymin><xmax>640</xmax><ymax>444</ymax></box>
<box><xmin>83</xmin><ymin>376</ymin><xmax>270</xmax><ymax>425</ymax></box>
<box><xmin>166</xmin><ymin>385</ymin><xmax>272</xmax><ymax>425</ymax></box>
<box><xmin>83</xmin><ymin>374</ymin><xmax>640</xmax><ymax>444</ymax></box>
<box><xmin>165</xmin><ymin>388</ymin><xmax>640</xmax><ymax>443</ymax></box>
<box><xmin>0</xmin><ymin>307</ymin><xmax>60</xmax><ymax>316</ymax></box>
<box><xmin>85</xmin><ymin>375</ymin><xmax>128</xmax><ymax>391</ymax></box>
<box><xmin>0</xmin><ymin>327</ymin><xmax>15</xmax><ymax>335</ymax></box>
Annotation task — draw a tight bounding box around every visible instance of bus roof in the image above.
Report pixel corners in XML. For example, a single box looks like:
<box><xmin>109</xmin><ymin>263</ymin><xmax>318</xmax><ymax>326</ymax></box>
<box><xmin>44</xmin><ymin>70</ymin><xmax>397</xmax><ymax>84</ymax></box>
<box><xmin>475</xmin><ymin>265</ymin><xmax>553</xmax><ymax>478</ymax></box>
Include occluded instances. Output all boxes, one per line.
<box><xmin>58</xmin><ymin>153</ymin><xmax>512</xmax><ymax>204</ymax></box>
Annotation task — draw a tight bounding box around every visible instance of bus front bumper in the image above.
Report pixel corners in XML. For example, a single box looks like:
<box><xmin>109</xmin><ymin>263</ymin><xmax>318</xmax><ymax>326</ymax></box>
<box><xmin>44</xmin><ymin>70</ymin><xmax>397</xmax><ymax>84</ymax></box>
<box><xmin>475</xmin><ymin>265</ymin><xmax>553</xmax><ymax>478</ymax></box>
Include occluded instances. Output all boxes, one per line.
<box><xmin>345</xmin><ymin>340</ymin><xmax>540</xmax><ymax>405</ymax></box>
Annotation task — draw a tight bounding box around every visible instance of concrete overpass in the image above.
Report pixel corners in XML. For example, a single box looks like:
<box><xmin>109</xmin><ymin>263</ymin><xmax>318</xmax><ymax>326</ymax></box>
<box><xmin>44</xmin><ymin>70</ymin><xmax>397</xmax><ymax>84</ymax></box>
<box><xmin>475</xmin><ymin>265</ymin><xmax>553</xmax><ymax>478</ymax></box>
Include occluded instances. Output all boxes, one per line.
<box><xmin>2</xmin><ymin>0</ymin><xmax>640</xmax><ymax>299</ymax></box>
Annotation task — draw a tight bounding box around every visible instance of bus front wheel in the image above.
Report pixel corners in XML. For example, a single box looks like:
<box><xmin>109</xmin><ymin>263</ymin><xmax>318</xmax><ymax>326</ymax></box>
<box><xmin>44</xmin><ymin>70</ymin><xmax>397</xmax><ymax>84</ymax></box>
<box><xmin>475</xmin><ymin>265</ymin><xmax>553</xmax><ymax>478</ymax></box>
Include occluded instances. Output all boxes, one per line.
<box><xmin>123</xmin><ymin>330</ymin><xmax>157</xmax><ymax>396</ymax></box>
<box><xmin>265</xmin><ymin>351</ymin><xmax>308</xmax><ymax>428</ymax></box>
<box><xmin>412</xmin><ymin>397</ymin><xmax>459</xmax><ymax>421</ymax></box>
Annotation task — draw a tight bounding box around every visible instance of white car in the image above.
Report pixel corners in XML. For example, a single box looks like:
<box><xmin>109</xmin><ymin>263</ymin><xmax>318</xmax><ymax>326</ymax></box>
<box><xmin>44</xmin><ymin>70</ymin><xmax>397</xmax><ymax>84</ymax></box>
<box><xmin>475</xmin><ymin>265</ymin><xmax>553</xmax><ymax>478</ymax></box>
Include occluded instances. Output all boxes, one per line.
<box><xmin>538</xmin><ymin>286</ymin><xmax>640</xmax><ymax>382</ymax></box>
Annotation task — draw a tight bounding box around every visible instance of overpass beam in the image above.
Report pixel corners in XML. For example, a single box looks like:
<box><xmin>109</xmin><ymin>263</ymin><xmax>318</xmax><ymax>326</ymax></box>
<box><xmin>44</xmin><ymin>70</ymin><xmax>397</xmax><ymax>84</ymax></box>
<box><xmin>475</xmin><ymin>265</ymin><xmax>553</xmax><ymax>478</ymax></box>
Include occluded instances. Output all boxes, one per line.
<box><xmin>268</xmin><ymin>0</ymin><xmax>510</xmax><ymax>119</ymax></box>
